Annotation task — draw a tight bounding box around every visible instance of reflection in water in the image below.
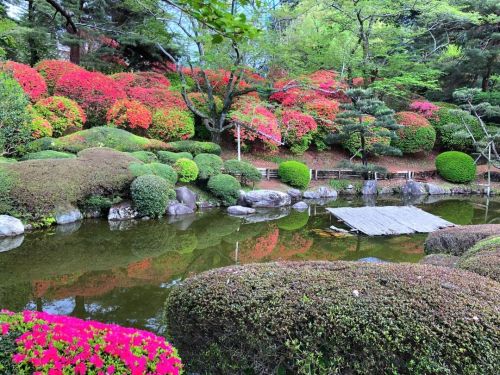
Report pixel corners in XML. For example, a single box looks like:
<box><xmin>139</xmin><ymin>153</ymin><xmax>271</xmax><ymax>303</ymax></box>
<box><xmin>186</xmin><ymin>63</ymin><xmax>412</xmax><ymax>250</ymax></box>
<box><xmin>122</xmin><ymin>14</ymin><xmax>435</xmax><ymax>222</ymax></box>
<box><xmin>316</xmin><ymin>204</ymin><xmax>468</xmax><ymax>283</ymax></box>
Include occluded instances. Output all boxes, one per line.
<box><xmin>0</xmin><ymin>195</ymin><xmax>498</xmax><ymax>333</ymax></box>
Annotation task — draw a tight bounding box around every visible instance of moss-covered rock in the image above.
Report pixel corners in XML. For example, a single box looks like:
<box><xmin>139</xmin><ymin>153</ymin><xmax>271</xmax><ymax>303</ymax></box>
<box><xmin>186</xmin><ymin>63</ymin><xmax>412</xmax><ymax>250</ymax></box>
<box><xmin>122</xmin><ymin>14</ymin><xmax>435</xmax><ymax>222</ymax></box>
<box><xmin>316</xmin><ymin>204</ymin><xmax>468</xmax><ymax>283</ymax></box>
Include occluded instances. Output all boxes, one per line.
<box><xmin>27</xmin><ymin>127</ymin><xmax>168</xmax><ymax>153</ymax></box>
<box><xmin>0</xmin><ymin>147</ymin><xmax>136</xmax><ymax>222</ymax></box>
<box><xmin>166</xmin><ymin>261</ymin><xmax>500</xmax><ymax>374</ymax></box>
<box><xmin>457</xmin><ymin>236</ymin><xmax>500</xmax><ymax>282</ymax></box>
<box><xmin>424</xmin><ymin>224</ymin><xmax>500</xmax><ymax>256</ymax></box>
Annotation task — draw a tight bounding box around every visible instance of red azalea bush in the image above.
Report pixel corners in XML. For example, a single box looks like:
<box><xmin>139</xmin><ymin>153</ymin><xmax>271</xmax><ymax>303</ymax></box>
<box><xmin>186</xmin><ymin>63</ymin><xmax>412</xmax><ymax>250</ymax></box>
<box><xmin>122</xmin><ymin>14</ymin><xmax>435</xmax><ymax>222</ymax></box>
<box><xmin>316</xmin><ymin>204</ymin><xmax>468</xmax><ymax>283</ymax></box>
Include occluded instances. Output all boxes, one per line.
<box><xmin>35</xmin><ymin>60</ymin><xmax>85</xmax><ymax>95</ymax></box>
<box><xmin>106</xmin><ymin>99</ymin><xmax>152</xmax><ymax>131</ymax></box>
<box><xmin>128</xmin><ymin>87</ymin><xmax>187</xmax><ymax>111</ymax></box>
<box><xmin>0</xmin><ymin>310</ymin><xmax>182</xmax><ymax>375</ymax></box>
<box><xmin>33</xmin><ymin>96</ymin><xmax>86</xmax><ymax>137</ymax></box>
<box><xmin>394</xmin><ymin>111</ymin><xmax>436</xmax><ymax>154</ymax></box>
<box><xmin>229</xmin><ymin>97</ymin><xmax>281</xmax><ymax>152</ymax></box>
<box><xmin>396</xmin><ymin>111</ymin><xmax>432</xmax><ymax>128</ymax></box>
<box><xmin>281</xmin><ymin>110</ymin><xmax>317</xmax><ymax>154</ymax></box>
<box><xmin>269</xmin><ymin>80</ymin><xmax>321</xmax><ymax>107</ymax></box>
<box><xmin>148</xmin><ymin>108</ymin><xmax>195</xmax><ymax>141</ymax></box>
<box><xmin>303</xmin><ymin>98</ymin><xmax>340</xmax><ymax>123</ymax></box>
<box><xmin>112</xmin><ymin>72</ymin><xmax>170</xmax><ymax>90</ymax></box>
<box><xmin>1</xmin><ymin>61</ymin><xmax>47</xmax><ymax>101</ymax></box>
<box><xmin>409</xmin><ymin>100</ymin><xmax>440</xmax><ymax>119</ymax></box>
<box><xmin>190</xmin><ymin>68</ymin><xmax>255</xmax><ymax>97</ymax></box>
<box><xmin>55</xmin><ymin>70</ymin><xmax>126</xmax><ymax>126</ymax></box>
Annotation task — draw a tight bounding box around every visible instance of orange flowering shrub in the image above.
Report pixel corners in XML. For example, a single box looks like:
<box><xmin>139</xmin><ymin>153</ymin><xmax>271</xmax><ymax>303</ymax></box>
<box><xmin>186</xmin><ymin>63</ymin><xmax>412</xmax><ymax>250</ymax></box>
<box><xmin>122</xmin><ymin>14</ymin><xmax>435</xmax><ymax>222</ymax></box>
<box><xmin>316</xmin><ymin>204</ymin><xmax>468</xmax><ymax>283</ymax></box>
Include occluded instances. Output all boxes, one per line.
<box><xmin>106</xmin><ymin>99</ymin><xmax>152</xmax><ymax>131</ymax></box>
<box><xmin>148</xmin><ymin>108</ymin><xmax>195</xmax><ymax>141</ymax></box>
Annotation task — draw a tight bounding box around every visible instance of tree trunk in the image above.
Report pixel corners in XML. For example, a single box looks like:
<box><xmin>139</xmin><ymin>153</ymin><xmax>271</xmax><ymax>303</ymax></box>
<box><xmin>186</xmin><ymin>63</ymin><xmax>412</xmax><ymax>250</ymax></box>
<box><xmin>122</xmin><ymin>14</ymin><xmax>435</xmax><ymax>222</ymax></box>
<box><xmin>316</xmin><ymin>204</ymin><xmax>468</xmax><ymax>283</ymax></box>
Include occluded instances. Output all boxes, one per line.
<box><xmin>69</xmin><ymin>42</ymin><xmax>80</xmax><ymax>64</ymax></box>
<box><xmin>27</xmin><ymin>0</ymin><xmax>39</xmax><ymax>66</ymax></box>
<box><xmin>211</xmin><ymin>130</ymin><xmax>222</xmax><ymax>144</ymax></box>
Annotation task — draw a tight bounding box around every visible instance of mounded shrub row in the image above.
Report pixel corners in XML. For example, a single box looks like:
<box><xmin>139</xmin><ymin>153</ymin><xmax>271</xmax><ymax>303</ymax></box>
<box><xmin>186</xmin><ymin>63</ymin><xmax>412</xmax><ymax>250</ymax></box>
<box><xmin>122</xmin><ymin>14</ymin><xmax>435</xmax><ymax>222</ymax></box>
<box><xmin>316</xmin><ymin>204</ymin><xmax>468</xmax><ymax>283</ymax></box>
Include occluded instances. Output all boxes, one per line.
<box><xmin>424</xmin><ymin>224</ymin><xmax>500</xmax><ymax>256</ymax></box>
<box><xmin>457</xmin><ymin>236</ymin><xmax>500</xmax><ymax>282</ymax></box>
<box><xmin>166</xmin><ymin>261</ymin><xmax>500</xmax><ymax>374</ymax></box>
<box><xmin>131</xmin><ymin>174</ymin><xmax>175</xmax><ymax>217</ymax></box>
<box><xmin>223</xmin><ymin>159</ymin><xmax>261</xmax><ymax>185</ymax></box>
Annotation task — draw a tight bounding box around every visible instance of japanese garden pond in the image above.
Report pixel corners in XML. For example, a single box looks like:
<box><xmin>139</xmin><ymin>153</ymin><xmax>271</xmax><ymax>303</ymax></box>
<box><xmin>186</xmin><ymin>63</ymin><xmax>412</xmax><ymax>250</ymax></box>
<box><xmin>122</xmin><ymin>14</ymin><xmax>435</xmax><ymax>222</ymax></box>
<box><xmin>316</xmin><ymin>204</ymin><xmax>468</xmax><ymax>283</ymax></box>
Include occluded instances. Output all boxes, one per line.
<box><xmin>0</xmin><ymin>195</ymin><xmax>498</xmax><ymax>335</ymax></box>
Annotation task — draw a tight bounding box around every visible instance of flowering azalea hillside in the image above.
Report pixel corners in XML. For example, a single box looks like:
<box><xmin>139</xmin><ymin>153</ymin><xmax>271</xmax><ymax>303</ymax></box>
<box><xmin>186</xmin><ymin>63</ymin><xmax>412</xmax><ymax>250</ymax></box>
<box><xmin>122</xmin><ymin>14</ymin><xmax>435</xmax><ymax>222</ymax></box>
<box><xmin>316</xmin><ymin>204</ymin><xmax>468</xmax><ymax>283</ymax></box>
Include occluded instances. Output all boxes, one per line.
<box><xmin>0</xmin><ymin>310</ymin><xmax>182</xmax><ymax>375</ymax></box>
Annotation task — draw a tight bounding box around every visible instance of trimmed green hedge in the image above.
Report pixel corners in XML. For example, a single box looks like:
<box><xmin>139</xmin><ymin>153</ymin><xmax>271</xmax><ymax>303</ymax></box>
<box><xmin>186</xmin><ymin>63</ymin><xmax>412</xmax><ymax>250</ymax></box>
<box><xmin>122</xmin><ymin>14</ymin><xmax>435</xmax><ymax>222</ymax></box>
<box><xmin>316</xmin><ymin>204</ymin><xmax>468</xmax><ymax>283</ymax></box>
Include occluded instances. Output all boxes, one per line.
<box><xmin>129</xmin><ymin>151</ymin><xmax>158</xmax><ymax>163</ymax></box>
<box><xmin>167</xmin><ymin>140</ymin><xmax>221</xmax><ymax>156</ymax></box>
<box><xmin>27</xmin><ymin>127</ymin><xmax>168</xmax><ymax>153</ymax></box>
<box><xmin>131</xmin><ymin>175</ymin><xmax>174</xmax><ymax>217</ymax></box>
<box><xmin>157</xmin><ymin>151</ymin><xmax>193</xmax><ymax>165</ymax></box>
<box><xmin>166</xmin><ymin>261</ymin><xmax>500</xmax><ymax>374</ymax></box>
<box><xmin>20</xmin><ymin>150</ymin><xmax>76</xmax><ymax>160</ymax></box>
<box><xmin>435</xmin><ymin>151</ymin><xmax>476</xmax><ymax>183</ymax></box>
<box><xmin>457</xmin><ymin>236</ymin><xmax>500</xmax><ymax>282</ymax></box>
<box><xmin>207</xmin><ymin>174</ymin><xmax>241</xmax><ymax>206</ymax></box>
<box><xmin>194</xmin><ymin>153</ymin><xmax>223</xmax><ymax>180</ymax></box>
<box><xmin>223</xmin><ymin>159</ymin><xmax>261</xmax><ymax>185</ymax></box>
<box><xmin>129</xmin><ymin>162</ymin><xmax>177</xmax><ymax>186</ymax></box>
<box><xmin>174</xmin><ymin>158</ymin><xmax>199</xmax><ymax>183</ymax></box>
<box><xmin>278</xmin><ymin>160</ymin><xmax>310</xmax><ymax>189</ymax></box>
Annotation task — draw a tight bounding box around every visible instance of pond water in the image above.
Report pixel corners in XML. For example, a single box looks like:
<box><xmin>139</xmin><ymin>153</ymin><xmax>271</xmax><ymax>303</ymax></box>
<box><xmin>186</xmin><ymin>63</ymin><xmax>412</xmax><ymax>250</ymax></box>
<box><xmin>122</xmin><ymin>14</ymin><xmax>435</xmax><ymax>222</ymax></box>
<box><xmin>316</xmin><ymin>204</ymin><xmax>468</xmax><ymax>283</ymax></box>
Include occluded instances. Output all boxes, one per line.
<box><xmin>0</xmin><ymin>195</ymin><xmax>498</xmax><ymax>335</ymax></box>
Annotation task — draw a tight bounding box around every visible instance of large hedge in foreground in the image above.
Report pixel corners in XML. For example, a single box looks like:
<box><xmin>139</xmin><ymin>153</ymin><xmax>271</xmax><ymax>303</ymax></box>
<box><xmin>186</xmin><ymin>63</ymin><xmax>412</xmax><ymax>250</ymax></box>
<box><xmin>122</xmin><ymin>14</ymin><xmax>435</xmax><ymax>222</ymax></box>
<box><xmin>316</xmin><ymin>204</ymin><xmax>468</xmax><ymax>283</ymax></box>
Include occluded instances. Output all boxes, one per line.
<box><xmin>166</xmin><ymin>261</ymin><xmax>500</xmax><ymax>374</ymax></box>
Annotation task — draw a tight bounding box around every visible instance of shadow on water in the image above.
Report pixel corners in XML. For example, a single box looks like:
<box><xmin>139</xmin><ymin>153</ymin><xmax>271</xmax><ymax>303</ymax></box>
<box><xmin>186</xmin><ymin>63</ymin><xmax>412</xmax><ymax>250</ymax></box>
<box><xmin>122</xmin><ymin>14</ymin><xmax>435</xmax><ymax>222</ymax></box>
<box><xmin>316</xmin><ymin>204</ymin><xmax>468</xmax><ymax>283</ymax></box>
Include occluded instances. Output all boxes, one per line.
<box><xmin>0</xmin><ymin>195</ymin><xmax>498</xmax><ymax>332</ymax></box>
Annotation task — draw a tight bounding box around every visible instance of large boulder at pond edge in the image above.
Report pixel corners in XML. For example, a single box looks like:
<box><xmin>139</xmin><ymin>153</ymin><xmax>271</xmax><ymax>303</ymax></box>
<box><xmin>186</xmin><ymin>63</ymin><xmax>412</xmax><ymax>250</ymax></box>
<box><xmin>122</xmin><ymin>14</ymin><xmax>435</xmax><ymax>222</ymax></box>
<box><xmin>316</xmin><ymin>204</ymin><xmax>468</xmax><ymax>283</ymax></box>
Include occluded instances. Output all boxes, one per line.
<box><xmin>402</xmin><ymin>179</ymin><xmax>427</xmax><ymax>196</ymax></box>
<box><xmin>0</xmin><ymin>235</ymin><xmax>24</xmax><ymax>252</ymax></box>
<box><xmin>361</xmin><ymin>180</ymin><xmax>377</xmax><ymax>195</ymax></box>
<box><xmin>426</xmin><ymin>183</ymin><xmax>450</xmax><ymax>195</ymax></box>
<box><xmin>167</xmin><ymin>203</ymin><xmax>194</xmax><ymax>216</ymax></box>
<box><xmin>165</xmin><ymin>261</ymin><xmax>500</xmax><ymax>375</ymax></box>
<box><xmin>175</xmin><ymin>187</ymin><xmax>197</xmax><ymax>210</ymax></box>
<box><xmin>0</xmin><ymin>215</ymin><xmax>24</xmax><ymax>237</ymax></box>
<box><xmin>227</xmin><ymin>206</ymin><xmax>256</xmax><ymax>215</ymax></box>
<box><xmin>55</xmin><ymin>206</ymin><xmax>83</xmax><ymax>225</ymax></box>
<box><xmin>425</xmin><ymin>224</ymin><xmax>500</xmax><ymax>256</ymax></box>
<box><xmin>241</xmin><ymin>190</ymin><xmax>291</xmax><ymax>208</ymax></box>
<box><xmin>303</xmin><ymin>186</ymin><xmax>337</xmax><ymax>199</ymax></box>
<box><xmin>108</xmin><ymin>201</ymin><xmax>139</xmax><ymax>221</ymax></box>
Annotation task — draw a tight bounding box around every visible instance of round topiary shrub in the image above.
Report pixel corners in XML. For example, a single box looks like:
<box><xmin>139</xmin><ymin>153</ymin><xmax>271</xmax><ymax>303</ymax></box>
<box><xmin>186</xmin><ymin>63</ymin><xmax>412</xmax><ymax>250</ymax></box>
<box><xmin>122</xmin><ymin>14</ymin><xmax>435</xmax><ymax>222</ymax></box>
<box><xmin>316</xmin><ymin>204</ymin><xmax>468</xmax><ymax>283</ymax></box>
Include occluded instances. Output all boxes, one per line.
<box><xmin>173</xmin><ymin>158</ymin><xmax>199</xmax><ymax>182</ymax></box>
<box><xmin>106</xmin><ymin>99</ymin><xmax>152</xmax><ymax>132</ymax></box>
<box><xmin>278</xmin><ymin>160</ymin><xmax>310</xmax><ymax>189</ymax></box>
<box><xmin>207</xmin><ymin>174</ymin><xmax>241</xmax><ymax>206</ymax></box>
<box><xmin>0</xmin><ymin>61</ymin><xmax>47</xmax><ymax>101</ymax></box>
<box><xmin>166</xmin><ymin>261</ymin><xmax>500</xmax><ymax>375</ymax></box>
<box><xmin>0</xmin><ymin>310</ymin><xmax>182</xmax><ymax>374</ymax></box>
<box><xmin>148</xmin><ymin>108</ymin><xmax>195</xmax><ymax>142</ymax></box>
<box><xmin>281</xmin><ymin>110</ymin><xmax>318</xmax><ymax>155</ymax></box>
<box><xmin>32</xmin><ymin>96</ymin><xmax>86</xmax><ymax>137</ymax></box>
<box><xmin>429</xmin><ymin>108</ymin><xmax>482</xmax><ymax>151</ymax></box>
<box><xmin>131</xmin><ymin>174</ymin><xmax>173</xmax><ymax>217</ymax></box>
<box><xmin>129</xmin><ymin>162</ymin><xmax>177</xmax><ymax>186</ymax></box>
<box><xmin>157</xmin><ymin>151</ymin><xmax>193</xmax><ymax>165</ymax></box>
<box><xmin>55</xmin><ymin>70</ymin><xmax>126</xmax><ymax>126</ymax></box>
<box><xmin>223</xmin><ymin>159</ymin><xmax>261</xmax><ymax>185</ymax></box>
<box><xmin>27</xmin><ymin>105</ymin><xmax>53</xmax><ymax>139</ymax></box>
<box><xmin>393</xmin><ymin>111</ymin><xmax>436</xmax><ymax>154</ymax></box>
<box><xmin>194</xmin><ymin>153</ymin><xmax>223</xmax><ymax>180</ymax></box>
<box><xmin>457</xmin><ymin>235</ymin><xmax>500</xmax><ymax>282</ymax></box>
<box><xmin>435</xmin><ymin>151</ymin><xmax>476</xmax><ymax>183</ymax></box>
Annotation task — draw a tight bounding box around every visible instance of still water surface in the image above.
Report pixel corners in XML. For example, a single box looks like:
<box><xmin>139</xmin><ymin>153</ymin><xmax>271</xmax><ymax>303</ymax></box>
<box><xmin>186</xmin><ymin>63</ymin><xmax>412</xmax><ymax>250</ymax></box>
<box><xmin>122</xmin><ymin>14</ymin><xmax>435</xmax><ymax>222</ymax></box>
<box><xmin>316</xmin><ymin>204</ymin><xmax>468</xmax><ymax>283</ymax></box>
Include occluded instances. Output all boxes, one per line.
<box><xmin>0</xmin><ymin>195</ymin><xmax>498</xmax><ymax>334</ymax></box>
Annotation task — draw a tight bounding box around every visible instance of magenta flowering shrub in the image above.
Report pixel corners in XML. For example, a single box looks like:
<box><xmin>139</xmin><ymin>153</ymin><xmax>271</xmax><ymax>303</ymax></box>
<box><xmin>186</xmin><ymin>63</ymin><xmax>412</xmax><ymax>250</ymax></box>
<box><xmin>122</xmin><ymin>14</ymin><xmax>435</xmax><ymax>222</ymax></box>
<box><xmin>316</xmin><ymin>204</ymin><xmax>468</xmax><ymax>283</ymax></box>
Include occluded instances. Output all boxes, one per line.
<box><xmin>409</xmin><ymin>100</ymin><xmax>440</xmax><ymax>119</ymax></box>
<box><xmin>0</xmin><ymin>310</ymin><xmax>182</xmax><ymax>375</ymax></box>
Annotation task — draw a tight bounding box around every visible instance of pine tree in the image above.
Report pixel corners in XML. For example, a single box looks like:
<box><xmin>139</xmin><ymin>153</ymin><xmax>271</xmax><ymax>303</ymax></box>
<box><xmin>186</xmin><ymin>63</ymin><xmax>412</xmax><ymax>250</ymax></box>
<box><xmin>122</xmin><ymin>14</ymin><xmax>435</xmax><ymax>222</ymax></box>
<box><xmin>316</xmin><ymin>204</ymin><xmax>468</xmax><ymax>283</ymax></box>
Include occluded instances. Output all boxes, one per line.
<box><xmin>329</xmin><ymin>88</ymin><xmax>402</xmax><ymax>168</ymax></box>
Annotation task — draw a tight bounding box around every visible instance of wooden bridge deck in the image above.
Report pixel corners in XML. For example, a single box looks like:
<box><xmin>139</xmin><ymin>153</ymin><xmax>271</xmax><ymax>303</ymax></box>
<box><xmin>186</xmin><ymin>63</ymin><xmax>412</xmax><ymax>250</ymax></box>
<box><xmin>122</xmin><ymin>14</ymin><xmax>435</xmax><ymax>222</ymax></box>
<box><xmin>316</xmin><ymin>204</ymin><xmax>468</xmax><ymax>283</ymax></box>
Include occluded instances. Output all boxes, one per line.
<box><xmin>326</xmin><ymin>206</ymin><xmax>455</xmax><ymax>236</ymax></box>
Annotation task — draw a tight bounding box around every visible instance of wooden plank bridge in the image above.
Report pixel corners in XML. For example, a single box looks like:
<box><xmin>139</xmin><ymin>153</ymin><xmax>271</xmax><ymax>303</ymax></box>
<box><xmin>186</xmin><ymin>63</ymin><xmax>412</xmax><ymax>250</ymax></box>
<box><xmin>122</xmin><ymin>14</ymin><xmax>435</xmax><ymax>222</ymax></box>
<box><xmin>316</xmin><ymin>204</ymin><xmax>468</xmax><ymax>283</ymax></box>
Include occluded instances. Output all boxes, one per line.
<box><xmin>326</xmin><ymin>206</ymin><xmax>455</xmax><ymax>236</ymax></box>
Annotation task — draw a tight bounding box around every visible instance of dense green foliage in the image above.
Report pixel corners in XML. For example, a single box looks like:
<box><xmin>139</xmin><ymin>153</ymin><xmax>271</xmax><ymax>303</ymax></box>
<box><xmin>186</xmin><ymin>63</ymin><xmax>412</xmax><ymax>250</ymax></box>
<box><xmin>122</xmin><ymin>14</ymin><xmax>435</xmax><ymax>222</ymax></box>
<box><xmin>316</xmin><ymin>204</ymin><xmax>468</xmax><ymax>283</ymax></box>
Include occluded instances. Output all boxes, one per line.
<box><xmin>193</xmin><ymin>153</ymin><xmax>223</xmax><ymax>180</ymax></box>
<box><xmin>173</xmin><ymin>158</ymin><xmax>199</xmax><ymax>183</ymax></box>
<box><xmin>129</xmin><ymin>162</ymin><xmax>178</xmax><ymax>186</ymax></box>
<box><xmin>129</xmin><ymin>150</ymin><xmax>158</xmax><ymax>163</ymax></box>
<box><xmin>435</xmin><ymin>151</ymin><xmax>476</xmax><ymax>183</ymax></box>
<box><xmin>223</xmin><ymin>159</ymin><xmax>261</xmax><ymax>185</ymax></box>
<box><xmin>166</xmin><ymin>261</ymin><xmax>500</xmax><ymax>374</ymax></box>
<box><xmin>207</xmin><ymin>174</ymin><xmax>241</xmax><ymax>206</ymax></box>
<box><xmin>157</xmin><ymin>151</ymin><xmax>193</xmax><ymax>165</ymax></box>
<box><xmin>131</xmin><ymin>174</ymin><xmax>173</xmax><ymax>217</ymax></box>
<box><xmin>458</xmin><ymin>236</ymin><xmax>500</xmax><ymax>282</ymax></box>
<box><xmin>429</xmin><ymin>108</ymin><xmax>482</xmax><ymax>151</ymax></box>
<box><xmin>278</xmin><ymin>161</ymin><xmax>310</xmax><ymax>189</ymax></box>
<box><xmin>393</xmin><ymin>112</ymin><xmax>436</xmax><ymax>154</ymax></box>
<box><xmin>0</xmin><ymin>72</ymin><xmax>31</xmax><ymax>156</ymax></box>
